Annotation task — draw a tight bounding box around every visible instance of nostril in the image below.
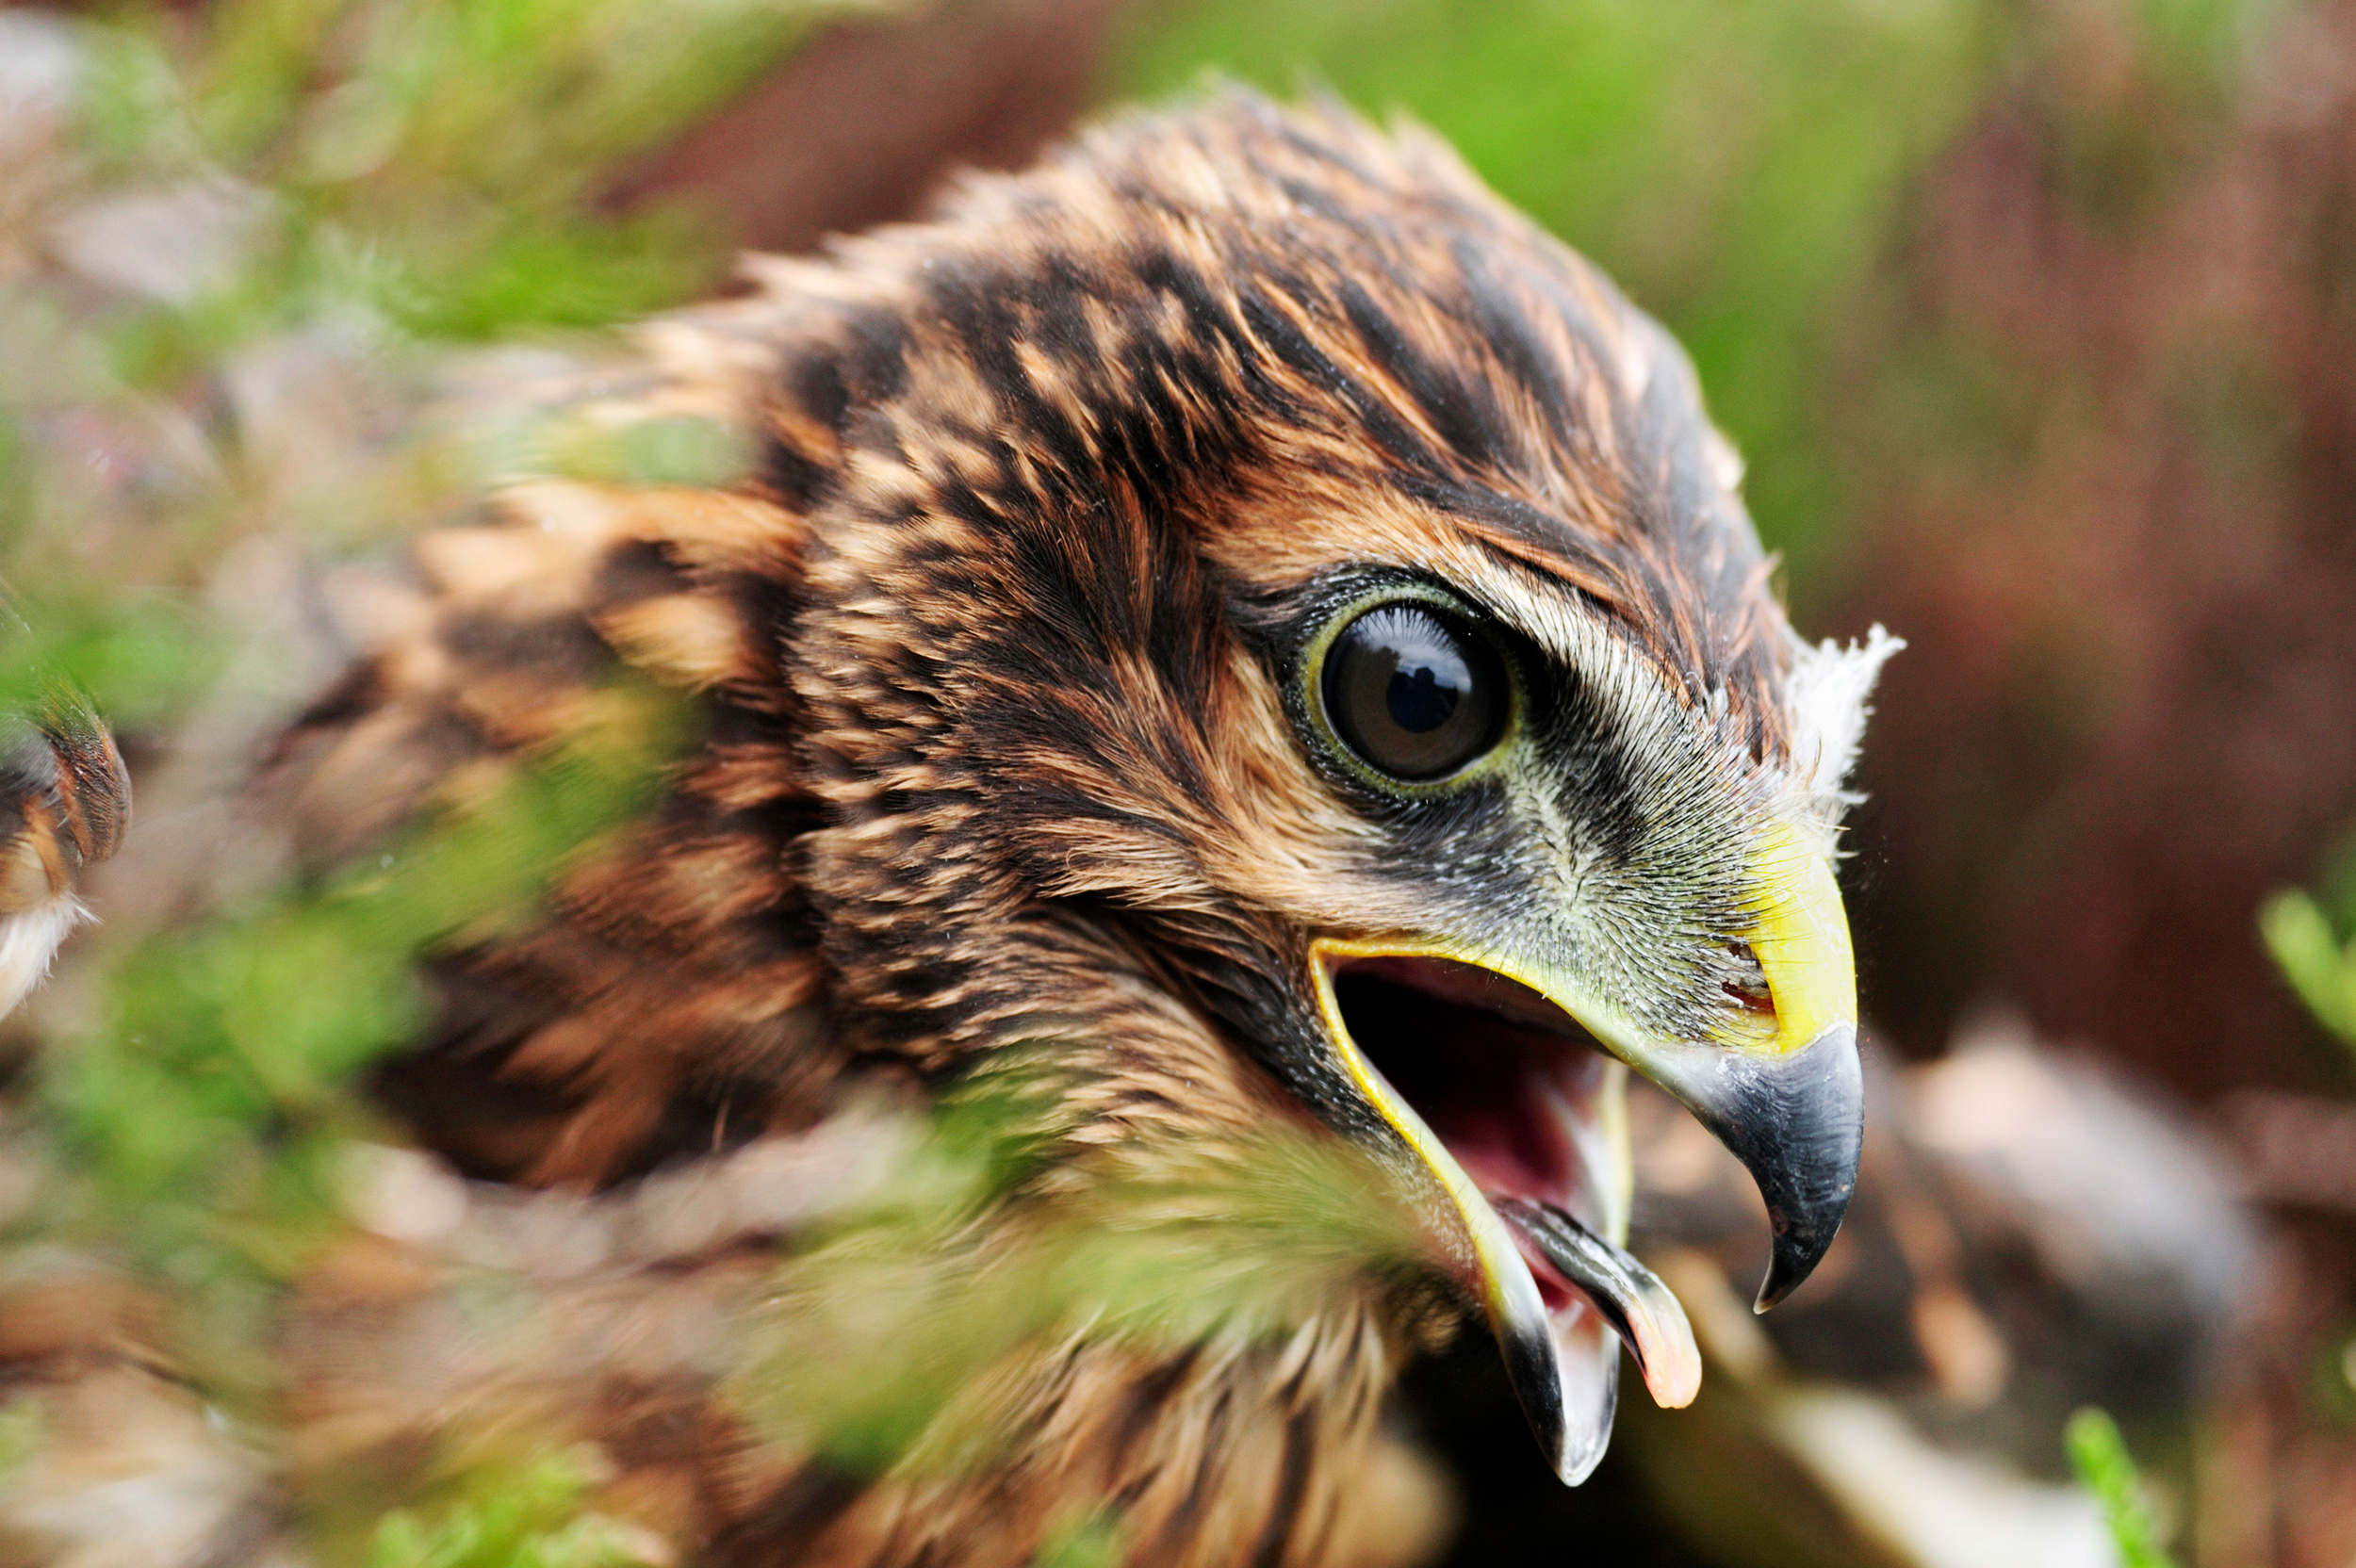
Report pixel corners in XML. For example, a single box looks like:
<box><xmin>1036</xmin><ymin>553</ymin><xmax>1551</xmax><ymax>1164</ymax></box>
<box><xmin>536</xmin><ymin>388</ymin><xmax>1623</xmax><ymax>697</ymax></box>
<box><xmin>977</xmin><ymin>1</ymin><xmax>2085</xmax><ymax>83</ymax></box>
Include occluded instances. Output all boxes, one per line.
<box><xmin>1724</xmin><ymin>939</ymin><xmax>1775</xmax><ymax>1015</ymax></box>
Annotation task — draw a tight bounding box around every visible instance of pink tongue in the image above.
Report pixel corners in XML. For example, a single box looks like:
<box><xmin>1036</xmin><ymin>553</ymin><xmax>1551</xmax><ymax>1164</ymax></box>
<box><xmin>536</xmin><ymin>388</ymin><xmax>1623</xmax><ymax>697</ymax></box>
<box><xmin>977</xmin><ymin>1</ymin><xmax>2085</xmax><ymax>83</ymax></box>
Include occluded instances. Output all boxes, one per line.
<box><xmin>1493</xmin><ymin>1196</ymin><xmax>1702</xmax><ymax>1410</ymax></box>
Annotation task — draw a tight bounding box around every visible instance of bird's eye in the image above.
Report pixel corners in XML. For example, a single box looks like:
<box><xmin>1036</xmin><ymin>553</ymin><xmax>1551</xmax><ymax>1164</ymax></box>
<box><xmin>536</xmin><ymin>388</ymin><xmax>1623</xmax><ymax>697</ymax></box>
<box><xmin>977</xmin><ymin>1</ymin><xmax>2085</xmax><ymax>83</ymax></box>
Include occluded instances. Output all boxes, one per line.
<box><xmin>1319</xmin><ymin>603</ymin><xmax>1508</xmax><ymax>781</ymax></box>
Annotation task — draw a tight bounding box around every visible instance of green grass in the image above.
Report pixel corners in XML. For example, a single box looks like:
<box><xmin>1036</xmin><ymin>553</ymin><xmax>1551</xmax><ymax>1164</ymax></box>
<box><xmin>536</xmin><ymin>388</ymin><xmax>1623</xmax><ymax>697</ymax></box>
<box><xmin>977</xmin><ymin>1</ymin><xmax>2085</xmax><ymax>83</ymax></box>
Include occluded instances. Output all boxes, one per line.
<box><xmin>2065</xmin><ymin>1407</ymin><xmax>2178</xmax><ymax>1568</ymax></box>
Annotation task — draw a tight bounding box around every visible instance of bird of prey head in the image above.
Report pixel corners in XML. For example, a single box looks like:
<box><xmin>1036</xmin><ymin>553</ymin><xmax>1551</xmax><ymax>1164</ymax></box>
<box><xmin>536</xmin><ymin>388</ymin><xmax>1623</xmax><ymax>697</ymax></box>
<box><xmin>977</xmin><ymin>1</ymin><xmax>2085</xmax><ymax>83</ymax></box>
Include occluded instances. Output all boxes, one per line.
<box><xmin>226</xmin><ymin>89</ymin><xmax>1900</xmax><ymax>1529</ymax></box>
<box><xmin>724</xmin><ymin>93</ymin><xmax>1898</xmax><ymax>1484</ymax></box>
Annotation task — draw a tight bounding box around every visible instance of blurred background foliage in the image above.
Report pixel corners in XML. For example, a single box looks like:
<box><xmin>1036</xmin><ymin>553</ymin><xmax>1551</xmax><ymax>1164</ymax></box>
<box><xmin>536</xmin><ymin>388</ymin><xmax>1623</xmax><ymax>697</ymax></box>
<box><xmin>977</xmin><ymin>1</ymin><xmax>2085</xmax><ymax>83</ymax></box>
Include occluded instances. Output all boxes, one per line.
<box><xmin>5</xmin><ymin>0</ymin><xmax>2356</xmax><ymax>1562</ymax></box>
<box><xmin>2265</xmin><ymin>841</ymin><xmax>2356</xmax><ymax>1059</ymax></box>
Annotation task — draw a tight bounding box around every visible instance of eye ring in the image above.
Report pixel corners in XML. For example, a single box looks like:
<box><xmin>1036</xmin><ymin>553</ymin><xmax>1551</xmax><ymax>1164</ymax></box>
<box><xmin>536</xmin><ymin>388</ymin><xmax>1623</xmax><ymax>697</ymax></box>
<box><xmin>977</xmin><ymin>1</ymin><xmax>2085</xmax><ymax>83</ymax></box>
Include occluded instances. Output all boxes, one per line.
<box><xmin>1316</xmin><ymin>600</ymin><xmax>1512</xmax><ymax>783</ymax></box>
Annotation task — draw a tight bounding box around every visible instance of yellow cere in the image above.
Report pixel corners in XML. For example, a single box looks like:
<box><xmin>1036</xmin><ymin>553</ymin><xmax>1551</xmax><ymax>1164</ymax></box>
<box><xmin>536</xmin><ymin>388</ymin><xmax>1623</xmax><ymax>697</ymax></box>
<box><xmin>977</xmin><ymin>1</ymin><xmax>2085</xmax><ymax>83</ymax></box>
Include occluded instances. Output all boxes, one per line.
<box><xmin>1742</xmin><ymin>820</ymin><xmax>1859</xmax><ymax>1057</ymax></box>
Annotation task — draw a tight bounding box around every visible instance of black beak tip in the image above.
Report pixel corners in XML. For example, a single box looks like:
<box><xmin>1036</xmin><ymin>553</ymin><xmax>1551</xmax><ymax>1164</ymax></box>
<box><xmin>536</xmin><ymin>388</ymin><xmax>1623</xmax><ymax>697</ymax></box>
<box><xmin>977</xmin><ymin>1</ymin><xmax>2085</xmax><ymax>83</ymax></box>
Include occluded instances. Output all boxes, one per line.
<box><xmin>1752</xmin><ymin>1022</ymin><xmax>1862</xmax><ymax>1312</ymax></box>
<box><xmin>1682</xmin><ymin>1021</ymin><xmax>1863</xmax><ymax>1315</ymax></box>
<box><xmin>1752</xmin><ymin>1187</ymin><xmax>1855</xmax><ymax>1312</ymax></box>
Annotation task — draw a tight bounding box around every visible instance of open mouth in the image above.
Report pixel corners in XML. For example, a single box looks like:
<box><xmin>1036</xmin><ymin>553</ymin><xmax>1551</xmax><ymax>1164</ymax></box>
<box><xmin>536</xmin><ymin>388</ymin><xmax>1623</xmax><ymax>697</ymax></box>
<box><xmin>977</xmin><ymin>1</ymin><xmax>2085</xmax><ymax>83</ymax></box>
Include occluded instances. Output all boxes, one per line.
<box><xmin>1301</xmin><ymin>826</ymin><xmax>1861</xmax><ymax>1484</ymax></box>
<box><xmin>1324</xmin><ymin>954</ymin><xmax>1701</xmax><ymax>1451</ymax></box>
<box><xmin>1332</xmin><ymin>957</ymin><xmax>1608</xmax><ymax>1220</ymax></box>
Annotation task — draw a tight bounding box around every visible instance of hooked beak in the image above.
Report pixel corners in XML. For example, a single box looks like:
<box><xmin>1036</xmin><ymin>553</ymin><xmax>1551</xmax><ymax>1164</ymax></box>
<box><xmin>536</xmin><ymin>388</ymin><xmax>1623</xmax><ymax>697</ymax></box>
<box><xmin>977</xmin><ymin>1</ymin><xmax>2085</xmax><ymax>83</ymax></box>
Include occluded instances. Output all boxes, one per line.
<box><xmin>1306</xmin><ymin>823</ymin><xmax>1861</xmax><ymax>1483</ymax></box>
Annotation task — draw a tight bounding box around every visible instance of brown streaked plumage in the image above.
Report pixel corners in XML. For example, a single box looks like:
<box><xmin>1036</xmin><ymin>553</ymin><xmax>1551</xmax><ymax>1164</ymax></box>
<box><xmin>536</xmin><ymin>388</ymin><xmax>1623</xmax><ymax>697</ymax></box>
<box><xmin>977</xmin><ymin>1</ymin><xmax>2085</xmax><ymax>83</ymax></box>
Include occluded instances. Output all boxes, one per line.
<box><xmin>1</xmin><ymin>91</ymin><xmax>1894</xmax><ymax>1566</ymax></box>
<box><xmin>324</xmin><ymin>94</ymin><xmax>1802</xmax><ymax>1175</ymax></box>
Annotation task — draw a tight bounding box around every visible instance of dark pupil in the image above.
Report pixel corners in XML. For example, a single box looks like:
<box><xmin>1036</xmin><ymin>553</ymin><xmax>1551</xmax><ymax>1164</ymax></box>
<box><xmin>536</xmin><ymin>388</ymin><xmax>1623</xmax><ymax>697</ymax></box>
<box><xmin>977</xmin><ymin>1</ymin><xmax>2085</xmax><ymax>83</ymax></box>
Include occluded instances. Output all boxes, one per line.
<box><xmin>1321</xmin><ymin>603</ymin><xmax>1505</xmax><ymax>780</ymax></box>
<box><xmin>1388</xmin><ymin>664</ymin><xmax>1457</xmax><ymax>733</ymax></box>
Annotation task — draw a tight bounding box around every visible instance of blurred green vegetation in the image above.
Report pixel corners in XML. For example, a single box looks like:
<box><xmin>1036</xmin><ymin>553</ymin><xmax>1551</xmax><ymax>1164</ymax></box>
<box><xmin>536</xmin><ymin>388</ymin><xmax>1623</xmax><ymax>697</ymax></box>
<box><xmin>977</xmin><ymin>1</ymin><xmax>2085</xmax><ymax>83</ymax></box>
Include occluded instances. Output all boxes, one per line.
<box><xmin>2263</xmin><ymin>831</ymin><xmax>2356</xmax><ymax>1064</ymax></box>
<box><xmin>731</xmin><ymin>1080</ymin><xmax>1419</xmax><ymax>1475</ymax></box>
<box><xmin>367</xmin><ymin>1449</ymin><xmax>648</xmax><ymax>1568</ymax></box>
<box><xmin>97</xmin><ymin>0</ymin><xmax>872</xmax><ymax>336</ymax></box>
<box><xmin>2064</xmin><ymin>1408</ymin><xmax>2178</xmax><ymax>1568</ymax></box>
<box><xmin>43</xmin><ymin>684</ymin><xmax>682</xmax><ymax>1395</ymax></box>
